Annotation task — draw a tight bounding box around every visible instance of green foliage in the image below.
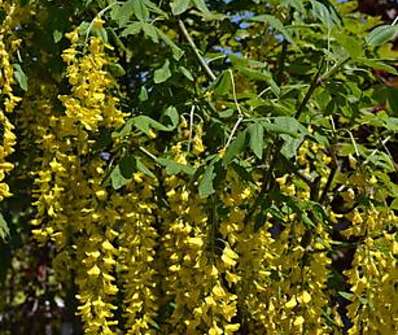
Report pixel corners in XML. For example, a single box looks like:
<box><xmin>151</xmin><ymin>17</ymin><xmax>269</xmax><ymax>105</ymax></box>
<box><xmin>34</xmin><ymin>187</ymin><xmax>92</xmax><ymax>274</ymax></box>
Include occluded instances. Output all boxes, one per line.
<box><xmin>2</xmin><ymin>0</ymin><xmax>398</xmax><ymax>333</ymax></box>
<box><xmin>0</xmin><ymin>213</ymin><xmax>9</xmax><ymax>241</ymax></box>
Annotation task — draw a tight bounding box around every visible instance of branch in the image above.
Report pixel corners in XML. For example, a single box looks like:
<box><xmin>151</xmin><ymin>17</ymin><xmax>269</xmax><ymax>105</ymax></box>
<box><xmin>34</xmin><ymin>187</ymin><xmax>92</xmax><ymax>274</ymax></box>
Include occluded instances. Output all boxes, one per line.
<box><xmin>295</xmin><ymin>57</ymin><xmax>326</xmax><ymax>119</ymax></box>
<box><xmin>178</xmin><ymin>19</ymin><xmax>217</xmax><ymax>81</ymax></box>
<box><xmin>295</xmin><ymin>56</ymin><xmax>350</xmax><ymax>119</ymax></box>
<box><xmin>276</xmin><ymin>8</ymin><xmax>294</xmax><ymax>84</ymax></box>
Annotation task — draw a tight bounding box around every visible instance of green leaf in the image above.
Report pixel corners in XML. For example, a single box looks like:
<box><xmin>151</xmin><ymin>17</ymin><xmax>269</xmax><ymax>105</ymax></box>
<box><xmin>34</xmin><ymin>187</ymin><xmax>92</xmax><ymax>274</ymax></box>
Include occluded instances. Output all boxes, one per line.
<box><xmin>121</xmin><ymin>22</ymin><xmax>143</xmax><ymax>37</ymax></box>
<box><xmin>262</xmin><ymin>117</ymin><xmax>306</xmax><ymax>138</ymax></box>
<box><xmin>13</xmin><ymin>64</ymin><xmax>28</xmax><ymax>91</ymax></box>
<box><xmin>110</xmin><ymin>155</ymin><xmax>155</xmax><ymax>189</ymax></box>
<box><xmin>142</xmin><ymin>23</ymin><xmax>158</xmax><ymax>42</ymax></box>
<box><xmin>310</xmin><ymin>0</ymin><xmax>341</xmax><ymax>27</ymax></box>
<box><xmin>281</xmin><ymin>0</ymin><xmax>305</xmax><ymax>12</ymax></box>
<box><xmin>138</xmin><ymin>86</ymin><xmax>149</xmax><ymax>102</ymax></box>
<box><xmin>154</xmin><ymin>59</ymin><xmax>172</xmax><ymax>84</ymax></box>
<box><xmin>109</xmin><ymin>154</ymin><xmax>142</xmax><ymax>190</ymax></box>
<box><xmin>223</xmin><ymin>130</ymin><xmax>248</xmax><ymax>165</ymax></box>
<box><xmin>133</xmin><ymin>115</ymin><xmax>174</xmax><ymax>133</ymax></box>
<box><xmin>366</xmin><ymin>151</ymin><xmax>395</xmax><ymax>173</ymax></box>
<box><xmin>199</xmin><ymin>164</ymin><xmax>215</xmax><ymax>198</ymax></box>
<box><xmin>192</xmin><ymin>0</ymin><xmax>210</xmax><ymax>14</ymax></box>
<box><xmin>338</xmin><ymin>291</ymin><xmax>354</xmax><ymax>301</ymax></box>
<box><xmin>235</xmin><ymin>65</ymin><xmax>280</xmax><ymax>96</ymax></box>
<box><xmin>213</xmin><ymin>71</ymin><xmax>232</xmax><ymax>96</ymax></box>
<box><xmin>301</xmin><ymin>212</ymin><xmax>316</xmax><ymax>228</ymax></box>
<box><xmin>384</xmin><ymin>116</ymin><xmax>398</xmax><ymax>131</ymax></box>
<box><xmin>156</xmin><ymin>28</ymin><xmax>184</xmax><ymax>60</ymax></box>
<box><xmin>111</xmin><ymin>2</ymin><xmax>132</xmax><ymax>26</ymax></box>
<box><xmin>231</xmin><ymin>161</ymin><xmax>255</xmax><ymax>183</ymax></box>
<box><xmin>158</xmin><ymin>158</ymin><xmax>195</xmax><ymax>175</ymax></box>
<box><xmin>337</xmin><ymin>33</ymin><xmax>363</xmax><ymax>59</ymax></box>
<box><xmin>132</xmin><ymin>0</ymin><xmax>150</xmax><ymax>21</ymax></box>
<box><xmin>389</xmin><ymin>198</ymin><xmax>398</xmax><ymax>210</ymax></box>
<box><xmin>161</xmin><ymin>106</ymin><xmax>179</xmax><ymax>130</ymax></box>
<box><xmin>119</xmin><ymin>154</ymin><xmax>136</xmax><ymax>178</ymax></box>
<box><xmin>53</xmin><ymin>30</ymin><xmax>63</xmax><ymax>43</ymax></box>
<box><xmin>143</xmin><ymin>0</ymin><xmax>168</xmax><ymax>17</ymax></box>
<box><xmin>366</xmin><ymin>25</ymin><xmax>398</xmax><ymax>48</ymax></box>
<box><xmin>250</xmin><ymin>14</ymin><xmax>295</xmax><ymax>45</ymax></box>
<box><xmin>358</xmin><ymin>58</ymin><xmax>398</xmax><ymax>75</ymax></box>
<box><xmin>248</xmin><ymin>123</ymin><xmax>264</xmax><ymax>159</ymax></box>
<box><xmin>229</xmin><ymin>55</ymin><xmax>280</xmax><ymax>96</ymax></box>
<box><xmin>93</xmin><ymin>26</ymin><xmax>108</xmax><ymax>43</ymax></box>
<box><xmin>78</xmin><ymin>21</ymin><xmax>90</xmax><ymax>36</ymax></box>
<box><xmin>0</xmin><ymin>212</ymin><xmax>9</xmax><ymax>240</ymax></box>
<box><xmin>218</xmin><ymin>109</ymin><xmax>234</xmax><ymax>119</ymax></box>
<box><xmin>179</xmin><ymin>66</ymin><xmax>194</xmax><ymax>81</ymax></box>
<box><xmin>135</xmin><ymin>157</ymin><xmax>156</xmax><ymax>178</ymax></box>
<box><xmin>108</xmin><ymin>63</ymin><xmax>126</xmax><ymax>77</ymax></box>
<box><xmin>170</xmin><ymin>0</ymin><xmax>191</xmax><ymax>15</ymax></box>
<box><xmin>255</xmin><ymin>205</ymin><xmax>285</xmax><ymax>231</ymax></box>
<box><xmin>113</xmin><ymin>114</ymin><xmax>172</xmax><ymax>138</ymax></box>
<box><xmin>110</xmin><ymin>165</ymin><xmax>129</xmax><ymax>190</ymax></box>
<box><xmin>280</xmin><ymin>134</ymin><xmax>303</xmax><ymax>159</ymax></box>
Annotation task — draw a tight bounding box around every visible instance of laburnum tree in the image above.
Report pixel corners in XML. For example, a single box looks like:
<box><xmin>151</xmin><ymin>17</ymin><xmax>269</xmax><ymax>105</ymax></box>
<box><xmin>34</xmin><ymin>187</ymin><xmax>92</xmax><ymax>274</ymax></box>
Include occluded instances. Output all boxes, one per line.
<box><xmin>0</xmin><ymin>0</ymin><xmax>397</xmax><ymax>334</ymax></box>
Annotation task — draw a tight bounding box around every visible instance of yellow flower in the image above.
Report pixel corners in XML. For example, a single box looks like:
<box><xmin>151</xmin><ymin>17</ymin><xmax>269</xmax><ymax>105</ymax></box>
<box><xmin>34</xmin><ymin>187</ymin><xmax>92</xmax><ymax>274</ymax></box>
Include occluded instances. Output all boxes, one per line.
<box><xmin>212</xmin><ymin>284</ymin><xmax>226</xmax><ymax>298</ymax></box>
<box><xmin>87</xmin><ymin>264</ymin><xmax>101</xmax><ymax>277</ymax></box>
<box><xmin>95</xmin><ymin>189</ymin><xmax>107</xmax><ymax>200</ymax></box>
<box><xmin>225</xmin><ymin>323</ymin><xmax>240</xmax><ymax>334</ymax></box>
<box><xmin>187</xmin><ymin>237</ymin><xmax>204</xmax><ymax>248</ymax></box>
<box><xmin>225</xmin><ymin>271</ymin><xmax>241</xmax><ymax>285</ymax></box>
<box><xmin>285</xmin><ymin>296</ymin><xmax>297</xmax><ymax>309</ymax></box>
<box><xmin>369</xmin><ymin>175</ymin><xmax>377</xmax><ymax>185</ymax></box>
<box><xmin>209</xmin><ymin>322</ymin><xmax>223</xmax><ymax>335</ymax></box>
<box><xmin>294</xmin><ymin>316</ymin><xmax>305</xmax><ymax>327</ymax></box>
<box><xmin>221</xmin><ymin>245</ymin><xmax>239</xmax><ymax>268</ymax></box>
<box><xmin>102</xmin><ymin>240</ymin><xmax>116</xmax><ymax>253</ymax></box>
<box><xmin>92</xmin><ymin>17</ymin><xmax>104</xmax><ymax>29</ymax></box>
<box><xmin>193</xmin><ymin>135</ymin><xmax>205</xmax><ymax>155</ymax></box>
<box><xmin>298</xmin><ymin>290</ymin><xmax>311</xmax><ymax>304</ymax></box>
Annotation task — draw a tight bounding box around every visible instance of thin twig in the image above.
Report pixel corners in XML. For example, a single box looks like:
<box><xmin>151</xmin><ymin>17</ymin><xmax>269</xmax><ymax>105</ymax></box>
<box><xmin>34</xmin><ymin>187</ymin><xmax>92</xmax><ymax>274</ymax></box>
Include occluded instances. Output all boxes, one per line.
<box><xmin>348</xmin><ymin>130</ymin><xmax>360</xmax><ymax>158</ymax></box>
<box><xmin>178</xmin><ymin>19</ymin><xmax>217</xmax><ymax>81</ymax></box>
<box><xmin>187</xmin><ymin>105</ymin><xmax>195</xmax><ymax>152</ymax></box>
<box><xmin>276</xmin><ymin>8</ymin><xmax>294</xmax><ymax>84</ymax></box>
<box><xmin>223</xmin><ymin>69</ymin><xmax>245</xmax><ymax>150</ymax></box>
<box><xmin>228</xmin><ymin>69</ymin><xmax>243</xmax><ymax>116</ymax></box>
<box><xmin>319</xmin><ymin>115</ymin><xmax>339</xmax><ymax>204</ymax></box>
<box><xmin>363</xmin><ymin>136</ymin><xmax>391</xmax><ymax>166</ymax></box>
<box><xmin>258</xmin><ymin>87</ymin><xmax>271</xmax><ymax>98</ymax></box>
<box><xmin>243</xmin><ymin>140</ymin><xmax>279</xmax><ymax>224</ymax></box>
<box><xmin>380</xmin><ymin>136</ymin><xmax>396</xmax><ymax>170</ymax></box>
<box><xmin>295</xmin><ymin>57</ymin><xmax>326</xmax><ymax>119</ymax></box>
<box><xmin>224</xmin><ymin>116</ymin><xmax>244</xmax><ymax>149</ymax></box>
<box><xmin>85</xmin><ymin>2</ymin><xmax>119</xmax><ymax>46</ymax></box>
<box><xmin>319</xmin><ymin>165</ymin><xmax>338</xmax><ymax>205</ymax></box>
<box><xmin>295</xmin><ymin>56</ymin><xmax>350</xmax><ymax>119</ymax></box>
<box><xmin>139</xmin><ymin>146</ymin><xmax>158</xmax><ymax>161</ymax></box>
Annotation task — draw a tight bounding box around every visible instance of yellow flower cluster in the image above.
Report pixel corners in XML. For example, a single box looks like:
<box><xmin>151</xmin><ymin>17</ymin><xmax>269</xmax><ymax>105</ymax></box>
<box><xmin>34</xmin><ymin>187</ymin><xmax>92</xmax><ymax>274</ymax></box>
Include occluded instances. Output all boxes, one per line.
<box><xmin>76</xmin><ymin>224</ymin><xmax>119</xmax><ymax>335</ymax></box>
<box><xmin>158</xmin><ymin>145</ymin><xmax>214</xmax><ymax>334</ymax></box>
<box><xmin>28</xmin><ymin>30</ymin><xmax>127</xmax><ymax>335</ymax></box>
<box><xmin>21</xmin><ymin>21</ymin><xmax>397</xmax><ymax>335</ymax></box>
<box><xmin>116</xmin><ymin>181</ymin><xmax>159</xmax><ymax>334</ymax></box>
<box><xmin>0</xmin><ymin>1</ymin><xmax>21</xmax><ymax>201</ymax></box>
<box><xmin>345</xmin><ymin>207</ymin><xmax>398</xmax><ymax>334</ymax></box>
<box><xmin>59</xmin><ymin>30</ymin><xmax>125</xmax><ymax>132</ymax></box>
